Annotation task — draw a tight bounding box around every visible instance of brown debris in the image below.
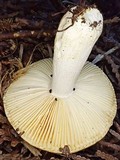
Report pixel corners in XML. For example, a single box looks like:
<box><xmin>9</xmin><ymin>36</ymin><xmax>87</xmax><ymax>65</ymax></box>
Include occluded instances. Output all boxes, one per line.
<box><xmin>59</xmin><ymin>145</ymin><xmax>71</xmax><ymax>157</ymax></box>
<box><xmin>0</xmin><ymin>114</ymin><xmax>7</xmax><ymax>124</ymax></box>
<box><xmin>100</xmin><ymin>141</ymin><xmax>120</xmax><ymax>151</ymax></box>
<box><xmin>105</xmin><ymin>55</ymin><xmax>120</xmax><ymax>86</ymax></box>
<box><xmin>96</xmin><ymin>150</ymin><xmax>118</xmax><ymax>160</ymax></box>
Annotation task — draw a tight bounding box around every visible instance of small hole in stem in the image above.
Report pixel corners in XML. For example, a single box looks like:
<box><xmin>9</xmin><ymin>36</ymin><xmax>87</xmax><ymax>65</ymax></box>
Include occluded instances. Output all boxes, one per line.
<box><xmin>50</xmin><ymin>74</ymin><xmax>53</xmax><ymax>77</ymax></box>
<box><xmin>55</xmin><ymin>98</ymin><xmax>57</xmax><ymax>101</ymax></box>
<box><xmin>73</xmin><ymin>88</ymin><xmax>75</xmax><ymax>91</ymax></box>
<box><xmin>49</xmin><ymin>89</ymin><xmax>52</xmax><ymax>93</ymax></box>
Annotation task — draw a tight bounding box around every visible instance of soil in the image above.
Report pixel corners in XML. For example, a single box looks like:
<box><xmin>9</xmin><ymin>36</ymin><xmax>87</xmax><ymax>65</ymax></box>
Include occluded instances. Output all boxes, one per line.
<box><xmin>0</xmin><ymin>0</ymin><xmax>120</xmax><ymax>160</ymax></box>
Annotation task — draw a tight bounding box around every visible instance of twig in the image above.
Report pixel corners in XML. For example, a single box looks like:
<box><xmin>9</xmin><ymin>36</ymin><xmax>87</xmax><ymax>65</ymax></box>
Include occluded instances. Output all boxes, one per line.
<box><xmin>96</xmin><ymin>150</ymin><xmax>118</xmax><ymax>160</ymax></box>
<box><xmin>22</xmin><ymin>141</ymin><xmax>42</xmax><ymax>157</ymax></box>
<box><xmin>114</xmin><ymin>122</ymin><xmax>120</xmax><ymax>133</ymax></box>
<box><xmin>0</xmin><ymin>12</ymin><xmax>19</xmax><ymax>19</ymax></box>
<box><xmin>92</xmin><ymin>44</ymin><xmax>120</xmax><ymax>64</ymax></box>
<box><xmin>105</xmin><ymin>55</ymin><xmax>120</xmax><ymax>86</ymax></box>
<box><xmin>104</xmin><ymin>17</ymin><xmax>120</xmax><ymax>24</ymax></box>
<box><xmin>19</xmin><ymin>43</ymin><xmax>24</xmax><ymax>61</ymax></box>
<box><xmin>15</xmin><ymin>18</ymin><xmax>44</xmax><ymax>29</ymax></box>
<box><xmin>0</xmin><ymin>30</ymin><xmax>52</xmax><ymax>40</ymax></box>
<box><xmin>109</xmin><ymin>129</ymin><xmax>120</xmax><ymax>140</ymax></box>
<box><xmin>49</xmin><ymin>0</ymin><xmax>65</xmax><ymax>11</ymax></box>
<box><xmin>100</xmin><ymin>141</ymin><xmax>120</xmax><ymax>151</ymax></box>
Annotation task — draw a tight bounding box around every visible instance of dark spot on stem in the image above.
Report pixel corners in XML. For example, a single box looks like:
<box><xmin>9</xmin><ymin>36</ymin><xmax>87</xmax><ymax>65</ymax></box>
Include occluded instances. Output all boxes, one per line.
<box><xmin>73</xmin><ymin>88</ymin><xmax>75</xmax><ymax>91</ymax></box>
<box><xmin>81</xmin><ymin>17</ymin><xmax>86</xmax><ymax>23</ymax></box>
<box><xmin>49</xmin><ymin>89</ymin><xmax>52</xmax><ymax>93</ymax></box>
<box><xmin>55</xmin><ymin>98</ymin><xmax>57</xmax><ymax>101</ymax></box>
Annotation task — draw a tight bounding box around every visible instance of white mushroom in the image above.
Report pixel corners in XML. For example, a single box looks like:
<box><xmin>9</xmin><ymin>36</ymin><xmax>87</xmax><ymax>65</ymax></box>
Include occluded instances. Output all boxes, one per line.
<box><xmin>3</xmin><ymin>6</ymin><xmax>116</xmax><ymax>153</ymax></box>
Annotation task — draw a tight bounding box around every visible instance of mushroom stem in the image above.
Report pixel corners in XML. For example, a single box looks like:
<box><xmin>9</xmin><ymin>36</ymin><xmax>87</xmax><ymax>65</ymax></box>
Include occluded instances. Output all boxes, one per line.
<box><xmin>51</xmin><ymin>6</ymin><xmax>103</xmax><ymax>98</ymax></box>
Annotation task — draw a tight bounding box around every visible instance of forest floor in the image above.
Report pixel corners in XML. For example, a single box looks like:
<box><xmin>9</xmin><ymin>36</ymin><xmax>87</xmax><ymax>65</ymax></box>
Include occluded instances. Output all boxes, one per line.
<box><xmin>0</xmin><ymin>0</ymin><xmax>120</xmax><ymax>160</ymax></box>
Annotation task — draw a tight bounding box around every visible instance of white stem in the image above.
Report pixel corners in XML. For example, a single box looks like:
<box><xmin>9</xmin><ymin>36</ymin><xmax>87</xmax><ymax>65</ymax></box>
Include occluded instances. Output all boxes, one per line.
<box><xmin>52</xmin><ymin>7</ymin><xmax>103</xmax><ymax>98</ymax></box>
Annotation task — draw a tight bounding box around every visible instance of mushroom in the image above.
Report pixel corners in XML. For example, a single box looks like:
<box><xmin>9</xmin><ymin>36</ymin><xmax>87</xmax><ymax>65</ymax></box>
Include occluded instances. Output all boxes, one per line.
<box><xmin>3</xmin><ymin>6</ymin><xmax>116</xmax><ymax>153</ymax></box>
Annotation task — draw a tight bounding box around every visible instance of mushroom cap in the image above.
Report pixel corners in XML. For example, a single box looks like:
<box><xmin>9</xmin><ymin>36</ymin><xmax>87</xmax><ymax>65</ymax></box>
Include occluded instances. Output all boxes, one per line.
<box><xmin>3</xmin><ymin>58</ymin><xmax>116</xmax><ymax>153</ymax></box>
